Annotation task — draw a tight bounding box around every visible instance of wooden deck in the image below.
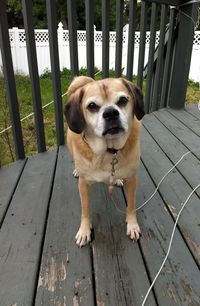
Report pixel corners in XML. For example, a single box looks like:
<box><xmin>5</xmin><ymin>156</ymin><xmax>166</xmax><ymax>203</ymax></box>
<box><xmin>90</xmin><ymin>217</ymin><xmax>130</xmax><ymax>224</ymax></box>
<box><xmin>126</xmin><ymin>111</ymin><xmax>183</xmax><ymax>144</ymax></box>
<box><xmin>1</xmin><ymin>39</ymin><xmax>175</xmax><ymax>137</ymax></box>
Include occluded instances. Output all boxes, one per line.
<box><xmin>0</xmin><ymin>105</ymin><xmax>200</xmax><ymax>306</ymax></box>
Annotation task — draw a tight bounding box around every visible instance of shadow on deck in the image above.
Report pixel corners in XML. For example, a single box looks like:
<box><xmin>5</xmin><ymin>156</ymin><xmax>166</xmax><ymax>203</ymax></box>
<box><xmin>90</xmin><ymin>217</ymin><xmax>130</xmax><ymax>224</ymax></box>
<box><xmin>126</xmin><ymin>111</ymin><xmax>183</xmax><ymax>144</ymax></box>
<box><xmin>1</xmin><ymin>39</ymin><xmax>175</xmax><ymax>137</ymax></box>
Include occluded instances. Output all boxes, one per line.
<box><xmin>0</xmin><ymin>105</ymin><xmax>200</xmax><ymax>306</ymax></box>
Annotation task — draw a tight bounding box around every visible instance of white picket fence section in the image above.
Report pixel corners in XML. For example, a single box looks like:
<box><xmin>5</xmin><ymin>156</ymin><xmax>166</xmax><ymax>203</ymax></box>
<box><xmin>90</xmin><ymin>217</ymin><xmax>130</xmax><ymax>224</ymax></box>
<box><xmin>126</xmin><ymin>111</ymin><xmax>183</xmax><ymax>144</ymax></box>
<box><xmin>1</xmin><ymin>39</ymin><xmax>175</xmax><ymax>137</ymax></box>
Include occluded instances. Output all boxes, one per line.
<box><xmin>0</xmin><ymin>23</ymin><xmax>200</xmax><ymax>82</ymax></box>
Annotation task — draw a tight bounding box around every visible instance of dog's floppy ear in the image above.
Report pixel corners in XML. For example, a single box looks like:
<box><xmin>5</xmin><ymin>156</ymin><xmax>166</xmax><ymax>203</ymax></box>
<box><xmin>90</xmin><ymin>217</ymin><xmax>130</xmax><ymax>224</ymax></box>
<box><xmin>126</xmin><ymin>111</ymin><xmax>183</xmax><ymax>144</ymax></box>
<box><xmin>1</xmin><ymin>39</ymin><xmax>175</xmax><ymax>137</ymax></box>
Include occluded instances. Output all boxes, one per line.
<box><xmin>64</xmin><ymin>89</ymin><xmax>85</xmax><ymax>133</ymax></box>
<box><xmin>121</xmin><ymin>79</ymin><xmax>145</xmax><ymax>120</ymax></box>
<box><xmin>64</xmin><ymin>76</ymin><xmax>94</xmax><ymax>134</ymax></box>
<box><xmin>67</xmin><ymin>76</ymin><xmax>94</xmax><ymax>97</ymax></box>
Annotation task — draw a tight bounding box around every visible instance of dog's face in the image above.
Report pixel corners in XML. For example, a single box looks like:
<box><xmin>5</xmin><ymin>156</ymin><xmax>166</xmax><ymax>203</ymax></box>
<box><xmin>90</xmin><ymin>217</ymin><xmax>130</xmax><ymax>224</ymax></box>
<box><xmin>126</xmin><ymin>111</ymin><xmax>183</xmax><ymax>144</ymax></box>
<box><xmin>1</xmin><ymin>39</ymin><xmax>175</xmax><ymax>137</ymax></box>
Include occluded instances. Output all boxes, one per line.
<box><xmin>64</xmin><ymin>77</ymin><xmax>144</xmax><ymax>140</ymax></box>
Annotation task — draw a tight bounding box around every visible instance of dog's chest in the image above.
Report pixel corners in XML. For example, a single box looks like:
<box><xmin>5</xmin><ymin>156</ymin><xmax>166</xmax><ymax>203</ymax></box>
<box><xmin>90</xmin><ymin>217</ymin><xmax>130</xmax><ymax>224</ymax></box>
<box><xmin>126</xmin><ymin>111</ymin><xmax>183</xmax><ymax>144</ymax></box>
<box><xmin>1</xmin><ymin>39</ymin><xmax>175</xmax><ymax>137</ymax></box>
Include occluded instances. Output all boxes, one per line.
<box><xmin>75</xmin><ymin>151</ymin><xmax>138</xmax><ymax>184</ymax></box>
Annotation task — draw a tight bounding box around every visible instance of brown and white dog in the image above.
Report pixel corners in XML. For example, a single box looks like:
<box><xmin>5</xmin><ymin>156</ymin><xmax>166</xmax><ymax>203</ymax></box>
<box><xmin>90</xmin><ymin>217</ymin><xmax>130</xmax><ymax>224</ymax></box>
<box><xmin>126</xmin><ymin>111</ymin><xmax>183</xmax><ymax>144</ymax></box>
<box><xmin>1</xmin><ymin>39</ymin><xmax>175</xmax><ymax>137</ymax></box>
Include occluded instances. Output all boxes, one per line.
<box><xmin>64</xmin><ymin>76</ymin><xmax>145</xmax><ymax>247</ymax></box>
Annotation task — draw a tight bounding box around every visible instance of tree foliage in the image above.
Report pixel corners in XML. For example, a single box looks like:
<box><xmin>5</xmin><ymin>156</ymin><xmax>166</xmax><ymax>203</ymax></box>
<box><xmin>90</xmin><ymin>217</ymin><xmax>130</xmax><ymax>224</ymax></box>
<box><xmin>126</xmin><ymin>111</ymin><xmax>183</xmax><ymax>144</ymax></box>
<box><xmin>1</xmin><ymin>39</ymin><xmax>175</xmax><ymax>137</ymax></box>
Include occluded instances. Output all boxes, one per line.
<box><xmin>5</xmin><ymin>1</ymin><xmax>200</xmax><ymax>31</ymax></box>
<box><xmin>6</xmin><ymin>0</ymin><xmax>129</xmax><ymax>30</ymax></box>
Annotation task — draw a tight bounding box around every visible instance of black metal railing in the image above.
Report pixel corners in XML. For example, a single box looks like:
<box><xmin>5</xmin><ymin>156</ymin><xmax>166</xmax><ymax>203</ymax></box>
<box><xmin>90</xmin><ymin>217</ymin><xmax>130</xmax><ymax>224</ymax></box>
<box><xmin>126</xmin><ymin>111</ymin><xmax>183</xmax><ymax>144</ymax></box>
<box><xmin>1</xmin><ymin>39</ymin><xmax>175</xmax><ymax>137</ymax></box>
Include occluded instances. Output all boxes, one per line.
<box><xmin>0</xmin><ymin>0</ymin><xmax>198</xmax><ymax>161</ymax></box>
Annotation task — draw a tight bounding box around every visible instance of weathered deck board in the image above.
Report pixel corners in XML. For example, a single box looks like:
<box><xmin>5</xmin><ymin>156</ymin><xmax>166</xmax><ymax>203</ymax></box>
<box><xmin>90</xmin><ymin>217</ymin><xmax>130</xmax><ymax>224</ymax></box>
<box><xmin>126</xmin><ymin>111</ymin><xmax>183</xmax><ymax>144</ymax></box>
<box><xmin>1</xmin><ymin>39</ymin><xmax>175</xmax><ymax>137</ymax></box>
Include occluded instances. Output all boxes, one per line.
<box><xmin>167</xmin><ymin>108</ymin><xmax>200</xmax><ymax>137</ymax></box>
<box><xmin>35</xmin><ymin>146</ymin><xmax>94</xmax><ymax>306</ymax></box>
<box><xmin>0</xmin><ymin>151</ymin><xmax>57</xmax><ymax>305</ymax></box>
<box><xmin>136</xmin><ymin>162</ymin><xmax>200</xmax><ymax>306</ymax></box>
<box><xmin>154</xmin><ymin>109</ymin><xmax>200</xmax><ymax>159</ymax></box>
<box><xmin>143</xmin><ymin>113</ymin><xmax>200</xmax><ymax>198</ymax></box>
<box><xmin>91</xmin><ymin>184</ymin><xmax>156</xmax><ymax>306</ymax></box>
<box><xmin>141</xmin><ymin>126</ymin><xmax>200</xmax><ymax>267</ymax></box>
<box><xmin>185</xmin><ymin>104</ymin><xmax>200</xmax><ymax>119</ymax></box>
<box><xmin>0</xmin><ymin>159</ymin><xmax>26</xmax><ymax>225</ymax></box>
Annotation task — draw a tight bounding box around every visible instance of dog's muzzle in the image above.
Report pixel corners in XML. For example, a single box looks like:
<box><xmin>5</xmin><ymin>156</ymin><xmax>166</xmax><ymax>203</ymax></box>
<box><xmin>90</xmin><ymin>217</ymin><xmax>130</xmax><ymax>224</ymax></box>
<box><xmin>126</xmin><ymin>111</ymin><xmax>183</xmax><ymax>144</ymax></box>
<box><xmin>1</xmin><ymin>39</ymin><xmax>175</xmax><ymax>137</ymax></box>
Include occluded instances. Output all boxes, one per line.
<box><xmin>102</xmin><ymin>107</ymin><xmax>124</xmax><ymax>136</ymax></box>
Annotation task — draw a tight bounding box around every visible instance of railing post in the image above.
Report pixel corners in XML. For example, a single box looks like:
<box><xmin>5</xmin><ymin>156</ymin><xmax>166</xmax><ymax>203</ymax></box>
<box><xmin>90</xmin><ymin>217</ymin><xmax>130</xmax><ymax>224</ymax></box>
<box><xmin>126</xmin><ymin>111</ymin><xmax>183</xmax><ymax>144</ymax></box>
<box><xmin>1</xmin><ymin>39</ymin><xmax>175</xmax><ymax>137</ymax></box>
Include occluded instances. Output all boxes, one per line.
<box><xmin>85</xmin><ymin>0</ymin><xmax>95</xmax><ymax>78</ymax></box>
<box><xmin>126</xmin><ymin>0</ymin><xmax>137</xmax><ymax>81</ymax></box>
<box><xmin>115</xmin><ymin>0</ymin><xmax>124</xmax><ymax>78</ymax></box>
<box><xmin>67</xmin><ymin>0</ymin><xmax>79</xmax><ymax>77</ymax></box>
<box><xmin>168</xmin><ymin>2</ymin><xmax>199</xmax><ymax>109</ymax></box>
<box><xmin>46</xmin><ymin>1</ymin><xmax>64</xmax><ymax>147</ymax></box>
<box><xmin>22</xmin><ymin>0</ymin><xmax>46</xmax><ymax>152</ymax></box>
<box><xmin>102</xmin><ymin>0</ymin><xmax>110</xmax><ymax>78</ymax></box>
<box><xmin>160</xmin><ymin>7</ymin><xmax>177</xmax><ymax>109</ymax></box>
<box><xmin>151</xmin><ymin>4</ymin><xmax>167</xmax><ymax>111</ymax></box>
<box><xmin>0</xmin><ymin>0</ymin><xmax>25</xmax><ymax>160</ymax></box>
<box><xmin>137</xmin><ymin>0</ymin><xmax>147</xmax><ymax>89</ymax></box>
<box><xmin>145</xmin><ymin>2</ymin><xmax>158</xmax><ymax>113</ymax></box>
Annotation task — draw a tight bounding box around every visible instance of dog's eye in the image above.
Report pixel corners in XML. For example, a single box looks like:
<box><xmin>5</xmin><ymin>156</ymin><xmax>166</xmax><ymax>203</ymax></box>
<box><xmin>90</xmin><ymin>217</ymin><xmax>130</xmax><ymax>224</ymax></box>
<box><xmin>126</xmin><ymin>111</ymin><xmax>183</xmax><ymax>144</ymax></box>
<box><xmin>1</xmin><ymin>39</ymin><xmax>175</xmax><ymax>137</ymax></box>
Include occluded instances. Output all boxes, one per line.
<box><xmin>87</xmin><ymin>102</ymin><xmax>100</xmax><ymax>112</ymax></box>
<box><xmin>117</xmin><ymin>96</ymin><xmax>128</xmax><ymax>107</ymax></box>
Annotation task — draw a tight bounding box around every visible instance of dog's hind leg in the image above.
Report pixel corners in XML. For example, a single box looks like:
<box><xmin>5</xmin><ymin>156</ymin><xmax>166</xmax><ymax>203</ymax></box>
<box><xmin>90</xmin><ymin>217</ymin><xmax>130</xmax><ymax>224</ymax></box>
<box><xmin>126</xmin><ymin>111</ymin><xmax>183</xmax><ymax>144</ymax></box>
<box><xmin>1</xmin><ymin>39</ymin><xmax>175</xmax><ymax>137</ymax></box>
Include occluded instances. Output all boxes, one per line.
<box><xmin>75</xmin><ymin>177</ymin><xmax>92</xmax><ymax>247</ymax></box>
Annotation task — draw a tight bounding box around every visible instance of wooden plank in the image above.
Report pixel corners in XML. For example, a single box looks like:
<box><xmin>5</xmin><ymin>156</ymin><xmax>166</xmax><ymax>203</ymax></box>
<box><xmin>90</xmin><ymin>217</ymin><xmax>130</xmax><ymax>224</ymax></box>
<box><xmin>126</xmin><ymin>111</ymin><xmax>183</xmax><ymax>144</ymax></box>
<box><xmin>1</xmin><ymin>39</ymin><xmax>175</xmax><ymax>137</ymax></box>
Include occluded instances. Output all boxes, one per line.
<box><xmin>143</xmin><ymin>113</ymin><xmax>200</xmax><ymax>200</ymax></box>
<box><xmin>0</xmin><ymin>150</ymin><xmax>57</xmax><ymax>305</ymax></box>
<box><xmin>137</xmin><ymin>162</ymin><xmax>200</xmax><ymax>305</ymax></box>
<box><xmin>141</xmin><ymin>126</ymin><xmax>200</xmax><ymax>266</ymax></box>
<box><xmin>154</xmin><ymin>109</ymin><xmax>200</xmax><ymax>159</ymax></box>
<box><xmin>91</xmin><ymin>184</ymin><xmax>156</xmax><ymax>305</ymax></box>
<box><xmin>0</xmin><ymin>159</ymin><xmax>26</xmax><ymax>225</ymax></box>
<box><xmin>185</xmin><ymin>104</ymin><xmax>200</xmax><ymax>120</ymax></box>
<box><xmin>167</xmin><ymin>108</ymin><xmax>200</xmax><ymax>137</ymax></box>
<box><xmin>35</xmin><ymin>146</ymin><xmax>94</xmax><ymax>305</ymax></box>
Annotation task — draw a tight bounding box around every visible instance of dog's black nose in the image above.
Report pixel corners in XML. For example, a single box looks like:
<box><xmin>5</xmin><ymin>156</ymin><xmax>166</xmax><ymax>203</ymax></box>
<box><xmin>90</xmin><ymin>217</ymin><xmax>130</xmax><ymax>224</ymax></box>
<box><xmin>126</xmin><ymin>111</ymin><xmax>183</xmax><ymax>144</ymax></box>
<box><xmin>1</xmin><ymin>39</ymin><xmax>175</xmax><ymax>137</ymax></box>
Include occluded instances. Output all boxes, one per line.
<box><xmin>103</xmin><ymin>107</ymin><xmax>119</xmax><ymax>121</ymax></box>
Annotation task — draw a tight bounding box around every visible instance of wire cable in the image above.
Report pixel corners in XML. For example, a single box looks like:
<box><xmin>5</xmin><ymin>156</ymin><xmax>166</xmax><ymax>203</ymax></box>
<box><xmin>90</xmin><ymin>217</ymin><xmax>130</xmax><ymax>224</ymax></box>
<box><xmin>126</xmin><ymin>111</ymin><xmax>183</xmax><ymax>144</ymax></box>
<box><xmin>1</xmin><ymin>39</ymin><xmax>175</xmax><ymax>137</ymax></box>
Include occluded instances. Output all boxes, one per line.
<box><xmin>0</xmin><ymin>92</ymin><xmax>67</xmax><ymax>135</ymax></box>
<box><xmin>141</xmin><ymin>182</ymin><xmax>200</xmax><ymax>306</ymax></box>
<box><xmin>110</xmin><ymin>148</ymin><xmax>200</xmax><ymax>305</ymax></box>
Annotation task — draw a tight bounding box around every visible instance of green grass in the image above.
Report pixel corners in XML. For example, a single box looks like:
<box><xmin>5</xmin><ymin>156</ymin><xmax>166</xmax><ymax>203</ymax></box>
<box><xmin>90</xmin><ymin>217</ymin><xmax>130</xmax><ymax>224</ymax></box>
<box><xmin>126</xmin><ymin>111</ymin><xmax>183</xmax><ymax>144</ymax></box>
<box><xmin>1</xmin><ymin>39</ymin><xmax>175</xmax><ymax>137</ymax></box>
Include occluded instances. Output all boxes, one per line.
<box><xmin>186</xmin><ymin>80</ymin><xmax>200</xmax><ymax>104</ymax></box>
<box><xmin>0</xmin><ymin>69</ymin><xmax>199</xmax><ymax>166</ymax></box>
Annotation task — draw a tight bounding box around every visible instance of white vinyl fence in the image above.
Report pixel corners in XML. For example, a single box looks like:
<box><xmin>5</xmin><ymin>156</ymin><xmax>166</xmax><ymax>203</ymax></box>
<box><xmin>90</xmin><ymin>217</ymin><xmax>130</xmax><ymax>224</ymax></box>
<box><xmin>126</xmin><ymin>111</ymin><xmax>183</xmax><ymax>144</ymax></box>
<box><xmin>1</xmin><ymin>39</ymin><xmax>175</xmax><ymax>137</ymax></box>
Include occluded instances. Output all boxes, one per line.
<box><xmin>0</xmin><ymin>22</ymin><xmax>200</xmax><ymax>83</ymax></box>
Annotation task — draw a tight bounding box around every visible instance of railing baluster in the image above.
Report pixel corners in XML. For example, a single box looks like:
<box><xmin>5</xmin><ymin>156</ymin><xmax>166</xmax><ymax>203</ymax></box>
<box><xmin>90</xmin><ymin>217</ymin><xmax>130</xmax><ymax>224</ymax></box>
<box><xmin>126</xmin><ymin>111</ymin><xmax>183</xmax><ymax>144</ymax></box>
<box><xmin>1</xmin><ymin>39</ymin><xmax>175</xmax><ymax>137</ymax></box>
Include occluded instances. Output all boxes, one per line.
<box><xmin>67</xmin><ymin>0</ymin><xmax>79</xmax><ymax>77</ymax></box>
<box><xmin>160</xmin><ymin>7</ymin><xmax>176</xmax><ymax>108</ymax></box>
<box><xmin>102</xmin><ymin>0</ymin><xmax>110</xmax><ymax>79</ymax></box>
<box><xmin>151</xmin><ymin>4</ymin><xmax>167</xmax><ymax>111</ymax></box>
<box><xmin>85</xmin><ymin>0</ymin><xmax>94</xmax><ymax>78</ymax></box>
<box><xmin>168</xmin><ymin>1</ymin><xmax>199</xmax><ymax>109</ymax></box>
<box><xmin>46</xmin><ymin>0</ymin><xmax>64</xmax><ymax>146</ymax></box>
<box><xmin>22</xmin><ymin>0</ymin><xmax>46</xmax><ymax>153</ymax></box>
<box><xmin>145</xmin><ymin>2</ymin><xmax>158</xmax><ymax>114</ymax></box>
<box><xmin>126</xmin><ymin>0</ymin><xmax>137</xmax><ymax>81</ymax></box>
<box><xmin>115</xmin><ymin>0</ymin><xmax>124</xmax><ymax>78</ymax></box>
<box><xmin>0</xmin><ymin>0</ymin><xmax>25</xmax><ymax>160</ymax></box>
<box><xmin>137</xmin><ymin>1</ymin><xmax>147</xmax><ymax>89</ymax></box>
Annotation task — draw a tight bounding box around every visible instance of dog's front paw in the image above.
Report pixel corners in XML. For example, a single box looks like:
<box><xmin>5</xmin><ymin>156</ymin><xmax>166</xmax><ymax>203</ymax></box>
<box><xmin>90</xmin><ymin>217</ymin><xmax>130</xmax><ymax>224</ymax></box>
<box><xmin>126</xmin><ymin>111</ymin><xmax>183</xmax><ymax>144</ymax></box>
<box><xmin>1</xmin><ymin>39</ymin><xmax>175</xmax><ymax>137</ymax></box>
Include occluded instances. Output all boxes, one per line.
<box><xmin>126</xmin><ymin>216</ymin><xmax>141</xmax><ymax>241</ymax></box>
<box><xmin>75</xmin><ymin>221</ymin><xmax>91</xmax><ymax>247</ymax></box>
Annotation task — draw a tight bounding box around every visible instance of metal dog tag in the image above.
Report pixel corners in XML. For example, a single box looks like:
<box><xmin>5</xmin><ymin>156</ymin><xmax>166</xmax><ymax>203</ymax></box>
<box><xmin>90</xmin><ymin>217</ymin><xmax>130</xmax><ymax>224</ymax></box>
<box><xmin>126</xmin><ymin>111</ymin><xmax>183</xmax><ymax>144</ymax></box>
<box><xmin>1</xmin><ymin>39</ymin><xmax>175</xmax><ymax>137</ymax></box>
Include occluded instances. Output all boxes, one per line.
<box><xmin>110</xmin><ymin>153</ymin><xmax>118</xmax><ymax>184</ymax></box>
